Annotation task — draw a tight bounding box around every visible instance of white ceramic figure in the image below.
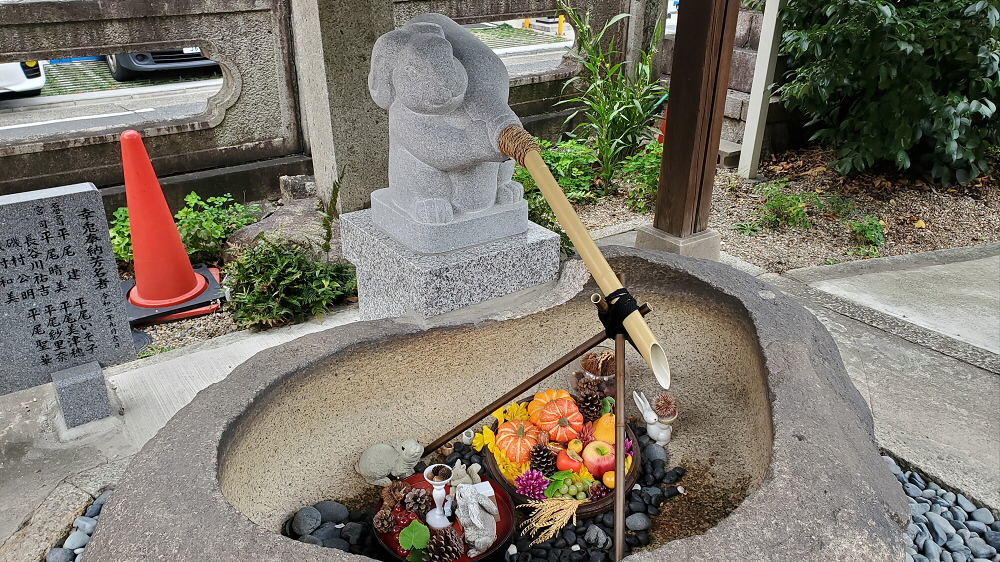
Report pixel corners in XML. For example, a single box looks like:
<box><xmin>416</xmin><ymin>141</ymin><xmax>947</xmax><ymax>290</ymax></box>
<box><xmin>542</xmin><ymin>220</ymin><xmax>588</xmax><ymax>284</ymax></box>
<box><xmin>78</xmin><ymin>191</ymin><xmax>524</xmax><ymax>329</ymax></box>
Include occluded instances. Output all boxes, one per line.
<box><xmin>356</xmin><ymin>438</ymin><xmax>424</xmax><ymax>486</ymax></box>
<box><xmin>424</xmin><ymin>464</ymin><xmax>454</xmax><ymax>531</ymax></box>
<box><xmin>454</xmin><ymin>483</ymin><xmax>499</xmax><ymax>557</ymax></box>
<box><xmin>447</xmin><ymin>460</ymin><xmax>482</xmax><ymax>499</ymax></box>
<box><xmin>633</xmin><ymin>391</ymin><xmax>673</xmax><ymax>447</ymax></box>
<box><xmin>368</xmin><ymin>13</ymin><xmax>527</xmax><ymax>252</ymax></box>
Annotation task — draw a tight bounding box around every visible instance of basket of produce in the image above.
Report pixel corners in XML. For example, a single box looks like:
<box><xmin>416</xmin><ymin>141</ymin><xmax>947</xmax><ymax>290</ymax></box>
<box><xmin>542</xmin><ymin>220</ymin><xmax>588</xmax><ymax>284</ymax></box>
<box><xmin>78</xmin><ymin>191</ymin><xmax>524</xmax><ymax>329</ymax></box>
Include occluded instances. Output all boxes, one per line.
<box><xmin>373</xmin><ymin>470</ymin><xmax>516</xmax><ymax>562</ymax></box>
<box><xmin>476</xmin><ymin>388</ymin><xmax>640</xmax><ymax>519</ymax></box>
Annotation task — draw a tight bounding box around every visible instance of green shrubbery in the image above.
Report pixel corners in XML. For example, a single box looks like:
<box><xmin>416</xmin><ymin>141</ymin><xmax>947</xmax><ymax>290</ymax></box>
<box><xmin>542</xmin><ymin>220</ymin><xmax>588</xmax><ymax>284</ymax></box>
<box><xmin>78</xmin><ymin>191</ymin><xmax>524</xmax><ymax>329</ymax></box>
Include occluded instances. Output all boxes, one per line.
<box><xmin>110</xmin><ymin>192</ymin><xmax>259</xmax><ymax>264</ymax></box>
<box><xmin>223</xmin><ymin>237</ymin><xmax>356</xmax><ymax>329</ymax></box>
<box><xmin>618</xmin><ymin>142</ymin><xmax>663</xmax><ymax>213</ymax></box>
<box><xmin>560</xmin><ymin>3</ymin><xmax>668</xmax><ymax>185</ymax></box>
<box><xmin>778</xmin><ymin>0</ymin><xmax>1000</xmax><ymax>184</ymax></box>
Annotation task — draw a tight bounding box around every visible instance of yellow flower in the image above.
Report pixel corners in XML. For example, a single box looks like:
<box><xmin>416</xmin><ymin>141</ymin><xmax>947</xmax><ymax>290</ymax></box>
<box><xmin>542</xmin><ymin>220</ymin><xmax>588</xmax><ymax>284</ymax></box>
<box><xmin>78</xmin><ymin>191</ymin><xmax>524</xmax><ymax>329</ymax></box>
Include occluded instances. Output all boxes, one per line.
<box><xmin>505</xmin><ymin>401</ymin><xmax>530</xmax><ymax>421</ymax></box>
<box><xmin>473</xmin><ymin>425</ymin><xmax>496</xmax><ymax>453</ymax></box>
<box><xmin>625</xmin><ymin>455</ymin><xmax>633</xmax><ymax>473</ymax></box>
<box><xmin>578</xmin><ymin>466</ymin><xmax>595</xmax><ymax>483</ymax></box>
<box><xmin>495</xmin><ymin>448</ymin><xmax>530</xmax><ymax>483</ymax></box>
<box><xmin>491</xmin><ymin>405</ymin><xmax>507</xmax><ymax>427</ymax></box>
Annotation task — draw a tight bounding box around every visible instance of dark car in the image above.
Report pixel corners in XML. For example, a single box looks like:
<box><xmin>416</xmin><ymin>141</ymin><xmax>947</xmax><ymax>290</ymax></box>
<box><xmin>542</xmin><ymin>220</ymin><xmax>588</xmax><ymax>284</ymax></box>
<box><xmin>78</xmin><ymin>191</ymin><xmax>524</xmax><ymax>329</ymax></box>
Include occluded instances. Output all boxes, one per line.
<box><xmin>105</xmin><ymin>47</ymin><xmax>218</xmax><ymax>81</ymax></box>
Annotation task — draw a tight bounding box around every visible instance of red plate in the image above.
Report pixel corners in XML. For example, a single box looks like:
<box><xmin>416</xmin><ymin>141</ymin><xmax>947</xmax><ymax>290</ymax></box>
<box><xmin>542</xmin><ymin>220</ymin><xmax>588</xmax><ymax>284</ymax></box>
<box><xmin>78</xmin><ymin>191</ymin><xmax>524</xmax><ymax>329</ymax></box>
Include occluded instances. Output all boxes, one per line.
<box><xmin>374</xmin><ymin>474</ymin><xmax>516</xmax><ymax>562</ymax></box>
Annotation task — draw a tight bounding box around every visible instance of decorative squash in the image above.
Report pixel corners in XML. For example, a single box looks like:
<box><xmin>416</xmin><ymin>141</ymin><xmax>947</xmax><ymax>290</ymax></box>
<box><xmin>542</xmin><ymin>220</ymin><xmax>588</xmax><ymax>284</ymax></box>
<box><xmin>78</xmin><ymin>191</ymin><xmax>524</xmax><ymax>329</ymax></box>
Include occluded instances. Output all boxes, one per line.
<box><xmin>537</xmin><ymin>398</ymin><xmax>585</xmax><ymax>442</ymax></box>
<box><xmin>495</xmin><ymin>420</ymin><xmax>541</xmax><ymax>463</ymax></box>
<box><xmin>593</xmin><ymin>413</ymin><xmax>616</xmax><ymax>444</ymax></box>
<box><xmin>528</xmin><ymin>389</ymin><xmax>571</xmax><ymax>424</ymax></box>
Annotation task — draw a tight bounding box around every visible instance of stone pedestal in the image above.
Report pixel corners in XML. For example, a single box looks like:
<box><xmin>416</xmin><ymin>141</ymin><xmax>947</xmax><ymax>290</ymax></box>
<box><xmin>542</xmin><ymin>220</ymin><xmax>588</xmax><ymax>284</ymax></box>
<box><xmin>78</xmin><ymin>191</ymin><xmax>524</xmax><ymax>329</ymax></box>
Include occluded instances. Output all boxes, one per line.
<box><xmin>341</xmin><ymin>210</ymin><xmax>559</xmax><ymax>320</ymax></box>
<box><xmin>635</xmin><ymin>225</ymin><xmax>721</xmax><ymax>260</ymax></box>
<box><xmin>52</xmin><ymin>361</ymin><xmax>113</xmax><ymax>428</ymax></box>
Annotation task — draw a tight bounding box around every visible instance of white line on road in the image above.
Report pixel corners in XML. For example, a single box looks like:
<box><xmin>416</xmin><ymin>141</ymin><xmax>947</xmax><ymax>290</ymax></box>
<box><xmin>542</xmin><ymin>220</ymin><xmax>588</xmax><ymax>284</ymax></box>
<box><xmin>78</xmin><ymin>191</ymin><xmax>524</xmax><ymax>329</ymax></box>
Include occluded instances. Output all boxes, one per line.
<box><xmin>0</xmin><ymin>108</ymin><xmax>156</xmax><ymax>131</ymax></box>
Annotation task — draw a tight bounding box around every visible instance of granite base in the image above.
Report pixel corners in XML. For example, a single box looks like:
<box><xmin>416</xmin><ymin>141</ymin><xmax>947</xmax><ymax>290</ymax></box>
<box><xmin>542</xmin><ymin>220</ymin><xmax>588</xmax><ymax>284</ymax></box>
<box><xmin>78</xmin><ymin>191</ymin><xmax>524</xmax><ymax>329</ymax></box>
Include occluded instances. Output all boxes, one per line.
<box><xmin>341</xmin><ymin>210</ymin><xmax>560</xmax><ymax>320</ymax></box>
<box><xmin>51</xmin><ymin>361</ymin><xmax>113</xmax><ymax>428</ymax></box>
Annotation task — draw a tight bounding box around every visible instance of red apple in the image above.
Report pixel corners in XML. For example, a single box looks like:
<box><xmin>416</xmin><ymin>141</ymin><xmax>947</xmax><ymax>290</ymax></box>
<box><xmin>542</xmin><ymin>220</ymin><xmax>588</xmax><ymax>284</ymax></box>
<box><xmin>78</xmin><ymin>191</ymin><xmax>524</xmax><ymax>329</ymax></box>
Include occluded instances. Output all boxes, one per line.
<box><xmin>556</xmin><ymin>449</ymin><xmax>584</xmax><ymax>472</ymax></box>
<box><xmin>582</xmin><ymin>440</ymin><xmax>615</xmax><ymax>478</ymax></box>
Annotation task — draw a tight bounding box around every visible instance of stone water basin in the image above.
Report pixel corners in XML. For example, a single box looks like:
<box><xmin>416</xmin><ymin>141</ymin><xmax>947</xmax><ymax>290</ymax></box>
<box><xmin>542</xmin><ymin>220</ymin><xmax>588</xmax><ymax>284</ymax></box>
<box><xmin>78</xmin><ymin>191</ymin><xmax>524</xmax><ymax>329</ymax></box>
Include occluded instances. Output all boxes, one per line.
<box><xmin>85</xmin><ymin>248</ymin><xmax>907</xmax><ymax>560</ymax></box>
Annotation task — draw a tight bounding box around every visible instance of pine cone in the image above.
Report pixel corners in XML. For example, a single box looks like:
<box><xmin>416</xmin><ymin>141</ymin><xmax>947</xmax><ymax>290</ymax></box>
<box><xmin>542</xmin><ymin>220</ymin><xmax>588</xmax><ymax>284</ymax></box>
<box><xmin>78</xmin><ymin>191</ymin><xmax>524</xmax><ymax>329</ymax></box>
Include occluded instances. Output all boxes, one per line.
<box><xmin>404</xmin><ymin>488</ymin><xmax>432</xmax><ymax>518</ymax></box>
<box><xmin>530</xmin><ymin>444</ymin><xmax>558</xmax><ymax>477</ymax></box>
<box><xmin>373</xmin><ymin>509</ymin><xmax>396</xmax><ymax>533</ymax></box>
<box><xmin>426</xmin><ymin>527</ymin><xmax>465</xmax><ymax>562</ymax></box>
<box><xmin>577</xmin><ymin>391</ymin><xmax>603</xmax><ymax>423</ymax></box>
<box><xmin>382</xmin><ymin>480</ymin><xmax>412</xmax><ymax>508</ymax></box>
<box><xmin>576</xmin><ymin>376</ymin><xmax>606</xmax><ymax>397</ymax></box>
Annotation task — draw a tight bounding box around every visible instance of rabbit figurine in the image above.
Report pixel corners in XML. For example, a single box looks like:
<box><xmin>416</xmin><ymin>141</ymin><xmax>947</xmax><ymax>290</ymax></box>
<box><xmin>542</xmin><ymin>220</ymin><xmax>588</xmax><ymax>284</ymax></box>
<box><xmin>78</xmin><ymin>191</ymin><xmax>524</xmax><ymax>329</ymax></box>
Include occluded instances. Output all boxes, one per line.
<box><xmin>633</xmin><ymin>391</ymin><xmax>673</xmax><ymax>447</ymax></box>
<box><xmin>454</xmin><ymin>484</ymin><xmax>499</xmax><ymax>557</ymax></box>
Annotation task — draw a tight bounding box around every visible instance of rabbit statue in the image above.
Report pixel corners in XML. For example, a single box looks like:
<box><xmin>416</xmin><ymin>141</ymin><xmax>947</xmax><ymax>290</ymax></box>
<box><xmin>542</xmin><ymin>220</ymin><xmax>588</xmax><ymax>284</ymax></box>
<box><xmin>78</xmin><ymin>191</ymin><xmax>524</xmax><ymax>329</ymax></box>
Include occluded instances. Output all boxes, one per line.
<box><xmin>633</xmin><ymin>391</ymin><xmax>673</xmax><ymax>447</ymax></box>
<box><xmin>454</xmin><ymin>484</ymin><xmax>498</xmax><ymax>557</ymax></box>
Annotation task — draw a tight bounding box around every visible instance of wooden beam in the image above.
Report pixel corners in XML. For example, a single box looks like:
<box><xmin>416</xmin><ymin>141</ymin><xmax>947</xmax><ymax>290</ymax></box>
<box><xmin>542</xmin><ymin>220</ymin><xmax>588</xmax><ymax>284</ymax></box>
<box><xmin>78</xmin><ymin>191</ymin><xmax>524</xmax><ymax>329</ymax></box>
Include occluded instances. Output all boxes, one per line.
<box><xmin>653</xmin><ymin>0</ymin><xmax>741</xmax><ymax>236</ymax></box>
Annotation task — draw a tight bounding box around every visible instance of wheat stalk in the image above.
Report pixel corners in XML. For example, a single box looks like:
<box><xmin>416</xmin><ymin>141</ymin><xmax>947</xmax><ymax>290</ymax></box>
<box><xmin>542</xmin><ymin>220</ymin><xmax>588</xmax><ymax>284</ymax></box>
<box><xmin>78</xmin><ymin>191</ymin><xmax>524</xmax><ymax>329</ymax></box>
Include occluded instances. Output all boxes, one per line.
<box><xmin>517</xmin><ymin>499</ymin><xmax>586</xmax><ymax>545</ymax></box>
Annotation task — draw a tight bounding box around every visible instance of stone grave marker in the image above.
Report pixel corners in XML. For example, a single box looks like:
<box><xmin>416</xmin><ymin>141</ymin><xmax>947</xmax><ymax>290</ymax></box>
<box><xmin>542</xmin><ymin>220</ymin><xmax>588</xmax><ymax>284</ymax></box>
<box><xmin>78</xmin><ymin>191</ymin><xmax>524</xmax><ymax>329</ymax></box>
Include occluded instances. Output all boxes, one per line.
<box><xmin>0</xmin><ymin>183</ymin><xmax>134</xmax><ymax>397</ymax></box>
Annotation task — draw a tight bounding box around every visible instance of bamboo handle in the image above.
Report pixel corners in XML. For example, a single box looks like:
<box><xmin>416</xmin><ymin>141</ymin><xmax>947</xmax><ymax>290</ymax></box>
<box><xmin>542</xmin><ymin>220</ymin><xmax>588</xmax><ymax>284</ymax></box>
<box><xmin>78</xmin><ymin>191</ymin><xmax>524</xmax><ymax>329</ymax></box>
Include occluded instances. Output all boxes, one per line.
<box><xmin>499</xmin><ymin>126</ymin><xmax>671</xmax><ymax>389</ymax></box>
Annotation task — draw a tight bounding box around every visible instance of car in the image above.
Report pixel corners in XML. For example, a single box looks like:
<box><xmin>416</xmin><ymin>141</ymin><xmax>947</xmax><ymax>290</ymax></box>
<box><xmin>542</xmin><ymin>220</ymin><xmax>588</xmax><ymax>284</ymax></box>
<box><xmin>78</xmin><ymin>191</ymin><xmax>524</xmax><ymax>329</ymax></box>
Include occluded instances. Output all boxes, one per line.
<box><xmin>105</xmin><ymin>47</ymin><xmax>218</xmax><ymax>82</ymax></box>
<box><xmin>0</xmin><ymin>60</ymin><xmax>46</xmax><ymax>97</ymax></box>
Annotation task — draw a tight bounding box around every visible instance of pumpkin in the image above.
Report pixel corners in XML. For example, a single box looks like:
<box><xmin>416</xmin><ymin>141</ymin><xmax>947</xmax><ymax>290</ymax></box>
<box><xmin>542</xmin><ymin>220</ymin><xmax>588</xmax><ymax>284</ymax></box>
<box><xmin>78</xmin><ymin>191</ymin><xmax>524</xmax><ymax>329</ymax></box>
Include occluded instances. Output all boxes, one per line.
<box><xmin>537</xmin><ymin>398</ymin><xmax>584</xmax><ymax>442</ymax></box>
<box><xmin>495</xmin><ymin>420</ymin><xmax>541</xmax><ymax>463</ymax></box>
<box><xmin>528</xmin><ymin>389</ymin><xmax>571</xmax><ymax>424</ymax></box>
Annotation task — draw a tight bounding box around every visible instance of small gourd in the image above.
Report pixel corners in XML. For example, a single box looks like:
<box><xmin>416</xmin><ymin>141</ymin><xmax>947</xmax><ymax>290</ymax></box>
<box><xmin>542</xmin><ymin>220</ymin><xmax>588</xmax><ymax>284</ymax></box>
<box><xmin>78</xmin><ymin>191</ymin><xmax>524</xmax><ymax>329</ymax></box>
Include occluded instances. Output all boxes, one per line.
<box><xmin>495</xmin><ymin>420</ymin><xmax>541</xmax><ymax>463</ymax></box>
<box><xmin>528</xmin><ymin>389</ymin><xmax>571</xmax><ymax>424</ymax></box>
<box><xmin>537</xmin><ymin>397</ymin><xmax>584</xmax><ymax>443</ymax></box>
<box><xmin>593</xmin><ymin>413</ymin><xmax>616</xmax><ymax>444</ymax></box>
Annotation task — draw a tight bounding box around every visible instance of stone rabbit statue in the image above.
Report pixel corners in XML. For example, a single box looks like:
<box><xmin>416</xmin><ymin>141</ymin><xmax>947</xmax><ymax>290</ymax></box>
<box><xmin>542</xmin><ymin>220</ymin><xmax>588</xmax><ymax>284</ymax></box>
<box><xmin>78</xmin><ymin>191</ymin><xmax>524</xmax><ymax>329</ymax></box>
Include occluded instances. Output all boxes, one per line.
<box><xmin>633</xmin><ymin>390</ymin><xmax>673</xmax><ymax>447</ymax></box>
<box><xmin>367</xmin><ymin>13</ymin><xmax>528</xmax><ymax>252</ymax></box>
<box><xmin>454</xmin><ymin>483</ymin><xmax>498</xmax><ymax>557</ymax></box>
<box><xmin>356</xmin><ymin>438</ymin><xmax>425</xmax><ymax>486</ymax></box>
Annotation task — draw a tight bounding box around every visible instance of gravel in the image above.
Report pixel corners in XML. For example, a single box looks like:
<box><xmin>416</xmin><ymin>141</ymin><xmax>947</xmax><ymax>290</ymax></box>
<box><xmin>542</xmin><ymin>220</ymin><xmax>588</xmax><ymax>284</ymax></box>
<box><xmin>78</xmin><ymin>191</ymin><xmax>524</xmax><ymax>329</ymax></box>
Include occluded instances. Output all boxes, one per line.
<box><xmin>885</xmin><ymin>455</ymin><xmax>1000</xmax><ymax>562</ymax></box>
<box><xmin>138</xmin><ymin>309</ymin><xmax>238</xmax><ymax>355</ymax></box>
<box><xmin>574</xmin><ymin>150</ymin><xmax>998</xmax><ymax>274</ymax></box>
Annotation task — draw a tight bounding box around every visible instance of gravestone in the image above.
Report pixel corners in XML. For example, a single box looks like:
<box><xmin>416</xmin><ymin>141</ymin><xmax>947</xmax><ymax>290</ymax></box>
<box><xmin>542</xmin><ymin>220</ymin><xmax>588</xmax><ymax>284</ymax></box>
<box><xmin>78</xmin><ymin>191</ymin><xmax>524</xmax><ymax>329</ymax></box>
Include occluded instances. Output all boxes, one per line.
<box><xmin>0</xmin><ymin>183</ymin><xmax>134</xmax><ymax>396</ymax></box>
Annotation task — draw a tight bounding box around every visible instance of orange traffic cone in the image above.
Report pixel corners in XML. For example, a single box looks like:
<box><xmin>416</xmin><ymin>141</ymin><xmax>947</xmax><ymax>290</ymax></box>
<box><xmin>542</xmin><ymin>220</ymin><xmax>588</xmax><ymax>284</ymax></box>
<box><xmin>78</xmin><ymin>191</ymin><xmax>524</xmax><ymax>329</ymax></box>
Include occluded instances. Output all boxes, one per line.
<box><xmin>120</xmin><ymin>130</ymin><xmax>208</xmax><ymax>308</ymax></box>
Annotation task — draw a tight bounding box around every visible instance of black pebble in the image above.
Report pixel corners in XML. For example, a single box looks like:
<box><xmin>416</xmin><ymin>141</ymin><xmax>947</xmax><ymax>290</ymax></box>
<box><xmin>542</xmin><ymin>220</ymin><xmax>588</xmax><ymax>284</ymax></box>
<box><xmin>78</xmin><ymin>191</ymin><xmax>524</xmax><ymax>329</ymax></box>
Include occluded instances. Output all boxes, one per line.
<box><xmin>454</xmin><ymin>442</ymin><xmax>467</xmax><ymax>452</ymax></box>
<box><xmin>554</xmin><ymin>538</ymin><xmax>568</xmax><ymax>548</ymax></box>
<box><xmin>570</xmin><ymin>551</ymin><xmax>587</xmax><ymax>562</ymax></box>
<box><xmin>629</xmin><ymin>490</ymin><xmax>642</xmax><ymax>503</ymax></box>
<box><xmin>515</xmin><ymin>554</ymin><xmax>532</xmax><ymax>562</ymax></box>
<box><xmin>283</xmin><ymin>517</ymin><xmax>295</xmax><ymax>538</ymax></box>
<box><xmin>647</xmin><ymin>505</ymin><xmax>660</xmax><ymax>516</ymax></box>
<box><xmin>445</xmin><ymin>453</ymin><xmax>461</xmax><ymax>465</ymax></box>
<box><xmin>663</xmin><ymin>485</ymin><xmax>682</xmax><ymax>499</ymax></box>
<box><xmin>601</xmin><ymin>513</ymin><xmax>615</xmax><ymax>528</ymax></box>
<box><xmin>470</xmin><ymin>454</ymin><xmax>483</xmax><ymax>466</ymax></box>
<box><xmin>348</xmin><ymin>509</ymin><xmax>365</xmax><ymax>522</ymax></box>
<box><xmin>530</xmin><ymin>548</ymin><xmax>547</xmax><ymax>557</ymax></box>
<box><xmin>517</xmin><ymin>538</ymin><xmax>532</xmax><ymax>552</ymax></box>
<box><xmin>629</xmin><ymin>500</ymin><xmax>646</xmax><ymax>514</ymax></box>
<box><xmin>652</xmin><ymin>467</ymin><xmax>666</xmax><ymax>481</ymax></box>
<box><xmin>637</xmin><ymin>531</ymin><xmax>650</xmax><ymax>546</ymax></box>
<box><xmin>298</xmin><ymin>534</ymin><xmax>322</xmax><ymax>545</ymax></box>
<box><xmin>642</xmin><ymin>474</ymin><xmax>656</xmax><ymax>486</ymax></box>
<box><xmin>651</xmin><ymin>459</ymin><xmax>666</xmax><ymax>471</ymax></box>
<box><xmin>413</xmin><ymin>461</ymin><xmax>427</xmax><ymax>474</ymax></box>
<box><xmin>562</xmin><ymin>529</ymin><xmax>577</xmax><ymax>544</ymax></box>
<box><xmin>588</xmin><ymin>550</ymin><xmax>609</xmax><ymax>562</ymax></box>
<box><xmin>625</xmin><ymin>534</ymin><xmax>639</xmax><ymax>547</ymax></box>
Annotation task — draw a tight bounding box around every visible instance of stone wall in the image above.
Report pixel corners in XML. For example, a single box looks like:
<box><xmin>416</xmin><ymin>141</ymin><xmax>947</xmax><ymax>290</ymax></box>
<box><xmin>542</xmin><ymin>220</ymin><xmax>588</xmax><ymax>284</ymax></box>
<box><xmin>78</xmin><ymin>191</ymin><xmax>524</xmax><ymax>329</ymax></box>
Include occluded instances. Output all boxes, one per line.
<box><xmin>0</xmin><ymin>0</ymin><xmax>302</xmax><ymax>198</ymax></box>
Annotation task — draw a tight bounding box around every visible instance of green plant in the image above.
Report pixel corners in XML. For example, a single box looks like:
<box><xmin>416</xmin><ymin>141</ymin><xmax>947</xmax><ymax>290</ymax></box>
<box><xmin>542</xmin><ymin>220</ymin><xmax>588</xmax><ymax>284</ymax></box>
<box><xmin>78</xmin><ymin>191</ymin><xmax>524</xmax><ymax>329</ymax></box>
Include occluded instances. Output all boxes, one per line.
<box><xmin>849</xmin><ymin>216</ymin><xmax>887</xmax><ymax>247</ymax></box>
<box><xmin>732</xmin><ymin>221</ymin><xmax>763</xmax><ymax>236</ymax></box>
<box><xmin>617</xmin><ymin>141</ymin><xmax>663</xmax><ymax>213</ymax></box>
<box><xmin>109</xmin><ymin>206</ymin><xmax>133</xmax><ymax>263</ymax></box>
<box><xmin>540</xmin><ymin>139</ymin><xmax>601</xmax><ymax>202</ymax></box>
<box><xmin>757</xmin><ymin>180</ymin><xmax>813</xmax><ymax>228</ymax></box>
<box><xmin>848</xmin><ymin>245</ymin><xmax>881</xmax><ymax>258</ymax></box>
<box><xmin>559</xmin><ymin>3</ymin><xmax>668</xmax><ymax>185</ymax></box>
<box><xmin>778</xmin><ymin>0</ymin><xmax>1000</xmax><ymax>185</ymax></box>
<box><xmin>110</xmin><ymin>192</ymin><xmax>260</xmax><ymax>265</ymax></box>
<box><xmin>223</xmin><ymin>237</ymin><xmax>356</xmax><ymax>329</ymax></box>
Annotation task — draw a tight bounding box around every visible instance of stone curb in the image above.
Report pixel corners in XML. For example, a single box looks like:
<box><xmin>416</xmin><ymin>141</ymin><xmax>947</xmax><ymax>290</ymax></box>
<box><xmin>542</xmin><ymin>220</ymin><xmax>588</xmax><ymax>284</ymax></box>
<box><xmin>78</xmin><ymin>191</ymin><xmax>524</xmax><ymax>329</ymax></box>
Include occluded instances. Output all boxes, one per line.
<box><xmin>784</xmin><ymin>242</ymin><xmax>1000</xmax><ymax>284</ymax></box>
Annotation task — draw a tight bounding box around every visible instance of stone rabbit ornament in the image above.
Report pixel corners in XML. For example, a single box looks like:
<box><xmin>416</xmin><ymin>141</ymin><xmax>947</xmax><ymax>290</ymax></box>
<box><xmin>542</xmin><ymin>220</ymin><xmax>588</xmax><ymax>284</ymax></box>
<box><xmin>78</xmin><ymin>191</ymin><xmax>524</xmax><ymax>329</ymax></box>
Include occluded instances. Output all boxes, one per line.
<box><xmin>356</xmin><ymin>438</ymin><xmax>425</xmax><ymax>486</ymax></box>
<box><xmin>454</xmin><ymin>483</ymin><xmax>499</xmax><ymax>557</ymax></box>
<box><xmin>633</xmin><ymin>391</ymin><xmax>673</xmax><ymax>447</ymax></box>
<box><xmin>367</xmin><ymin>13</ymin><xmax>529</xmax><ymax>253</ymax></box>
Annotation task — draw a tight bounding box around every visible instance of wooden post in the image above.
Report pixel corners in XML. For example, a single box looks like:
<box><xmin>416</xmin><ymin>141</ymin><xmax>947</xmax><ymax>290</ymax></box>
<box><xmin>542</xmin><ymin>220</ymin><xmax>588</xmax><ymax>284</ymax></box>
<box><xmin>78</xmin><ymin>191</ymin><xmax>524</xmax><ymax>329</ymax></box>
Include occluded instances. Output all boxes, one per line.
<box><xmin>652</xmin><ymin>0</ymin><xmax>741</xmax><ymax>236</ymax></box>
<box><xmin>613</xmin><ymin>333</ymin><xmax>627</xmax><ymax>562</ymax></box>
<box><xmin>738</xmin><ymin>0</ymin><xmax>787</xmax><ymax>178</ymax></box>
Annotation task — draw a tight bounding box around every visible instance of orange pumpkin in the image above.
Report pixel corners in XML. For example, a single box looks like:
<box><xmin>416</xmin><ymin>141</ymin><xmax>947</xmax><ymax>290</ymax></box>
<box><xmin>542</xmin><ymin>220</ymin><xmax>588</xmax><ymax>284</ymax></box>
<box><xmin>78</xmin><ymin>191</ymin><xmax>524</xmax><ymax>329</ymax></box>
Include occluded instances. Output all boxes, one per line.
<box><xmin>528</xmin><ymin>389</ymin><xmax>571</xmax><ymax>424</ymax></box>
<box><xmin>495</xmin><ymin>420</ymin><xmax>541</xmax><ymax>463</ymax></box>
<box><xmin>537</xmin><ymin>398</ymin><xmax>584</xmax><ymax>443</ymax></box>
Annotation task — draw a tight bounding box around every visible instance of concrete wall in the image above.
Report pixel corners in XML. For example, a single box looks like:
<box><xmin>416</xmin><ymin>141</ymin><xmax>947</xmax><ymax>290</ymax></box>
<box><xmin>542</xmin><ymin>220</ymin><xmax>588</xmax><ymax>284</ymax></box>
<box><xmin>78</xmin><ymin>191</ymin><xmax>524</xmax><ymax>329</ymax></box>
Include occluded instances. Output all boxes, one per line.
<box><xmin>0</xmin><ymin>0</ymin><xmax>302</xmax><ymax>197</ymax></box>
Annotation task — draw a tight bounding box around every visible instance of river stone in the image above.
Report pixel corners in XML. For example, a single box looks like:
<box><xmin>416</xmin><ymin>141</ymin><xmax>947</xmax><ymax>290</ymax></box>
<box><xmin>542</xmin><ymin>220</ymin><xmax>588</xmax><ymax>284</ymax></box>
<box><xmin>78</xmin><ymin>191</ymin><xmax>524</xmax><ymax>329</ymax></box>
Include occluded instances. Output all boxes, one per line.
<box><xmin>927</xmin><ymin>512</ymin><xmax>956</xmax><ymax>544</ymax></box>
<box><xmin>957</xmin><ymin>495</ymin><xmax>976</xmax><ymax>512</ymax></box>
<box><xmin>74</xmin><ymin>516</ymin><xmax>97</xmax><ymax>535</ymax></box>
<box><xmin>642</xmin><ymin>443</ymin><xmax>667</xmax><ymax>463</ymax></box>
<box><xmin>81</xmin><ymin>248</ymin><xmax>910</xmax><ymax>560</ymax></box>
<box><xmin>924</xmin><ymin>539</ymin><xmax>942</xmax><ymax>562</ymax></box>
<box><xmin>971</xmin><ymin>509</ymin><xmax>995</xmax><ymax>525</ymax></box>
<box><xmin>967</xmin><ymin>537</ymin><xmax>996</xmax><ymax>559</ymax></box>
<box><xmin>292</xmin><ymin>506</ymin><xmax>322</xmax><ymax>536</ymax></box>
<box><xmin>63</xmin><ymin>531</ymin><xmax>89</xmax><ymax>550</ymax></box>
<box><xmin>314</xmin><ymin>501</ymin><xmax>349</xmax><ymax>524</ymax></box>
<box><xmin>46</xmin><ymin>549</ymin><xmax>75</xmax><ymax>562</ymax></box>
<box><xmin>625</xmin><ymin>513</ymin><xmax>651</xmax><ymax>532</ymax></box>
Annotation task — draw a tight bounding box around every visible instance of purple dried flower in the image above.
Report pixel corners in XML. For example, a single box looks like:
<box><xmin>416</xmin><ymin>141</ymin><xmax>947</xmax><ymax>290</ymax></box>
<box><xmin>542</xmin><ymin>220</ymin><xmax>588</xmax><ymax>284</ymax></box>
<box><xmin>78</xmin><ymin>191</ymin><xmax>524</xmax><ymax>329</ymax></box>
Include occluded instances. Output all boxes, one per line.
<box><xmin>625</xmin><ymin>438</ymin><xmax>634</xmax><ymax>457</ymax></box>
<box><xmin>515</xmin><ymin>469</ymin><xmax>550</xmax><ymax>500</ymax></box>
